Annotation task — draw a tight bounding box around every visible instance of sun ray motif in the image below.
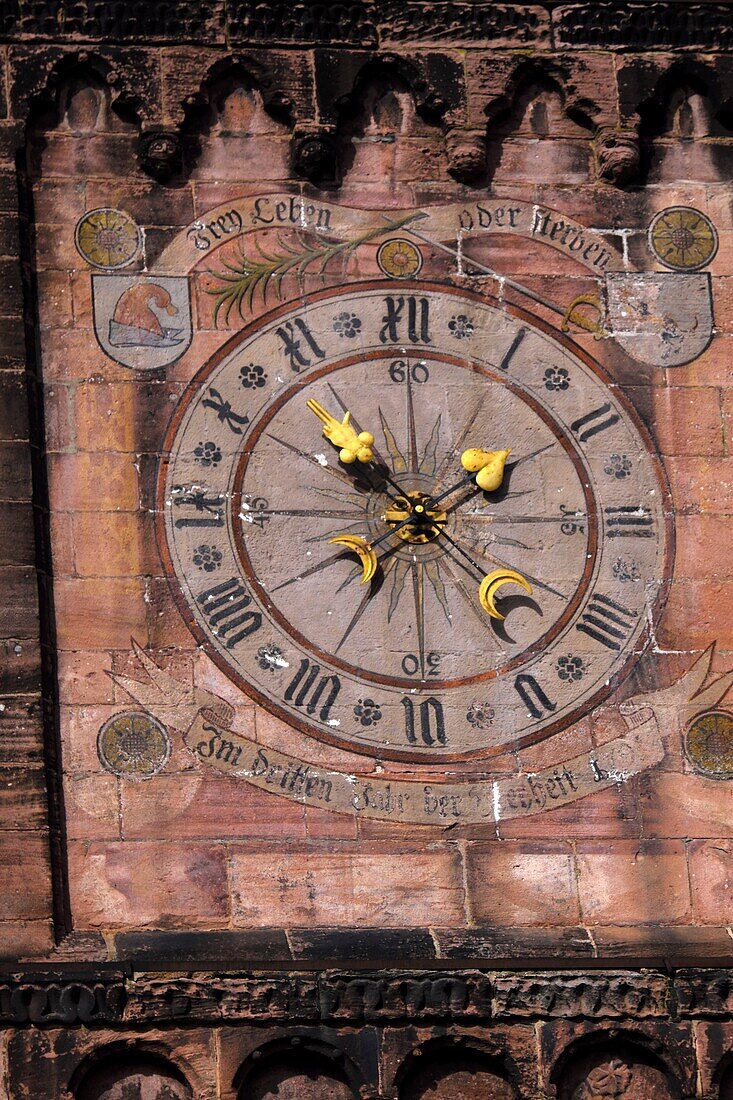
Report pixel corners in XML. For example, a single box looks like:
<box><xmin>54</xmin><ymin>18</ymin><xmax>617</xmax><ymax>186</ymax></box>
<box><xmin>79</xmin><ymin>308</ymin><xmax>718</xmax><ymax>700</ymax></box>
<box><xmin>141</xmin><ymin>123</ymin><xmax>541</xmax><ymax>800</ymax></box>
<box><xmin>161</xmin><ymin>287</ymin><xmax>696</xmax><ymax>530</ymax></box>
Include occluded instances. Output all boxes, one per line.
<box><xmin>439</xmin><ymin>554</ymin><xmax>494</xmax><ymax>632</ymax></box>
<box><xmin>463</xmin><ymin>512</ymin><xmax>584</xmax><ymax>525</ymax></box>
<box><xmin>448</xmin><ymin>487</ymin><xmax>535</xmax><ymax>514</ymax></box>
<box><xmin>257</xmin><ymin>506</ymin><xmax>366</xmax><ymax>520</ymax></box>
<box><xmin>469</xmin><ymin>541</ymin><xmax>566</xmax><ymax>600</ymax></box>
<box><xmin>379</xmin><ymin>408</ymin><xmax>408</xmax><ymax>474</ymax></box>
<box><xmin>307</xmin><ymin>482</ymin><xmax>367</xmax><ymax>507</ymax></box>
<box><xmin>462</xmin><ymin>525</ymin><xmax>537</xmax><ymax>561</ymax></box>
<box><xmin>387</xmin><ymin>557</ymin><xmax>410</xmax><ymax>622</ymax></box>
<box><xmin>411</xmin><ymin>560</ymin><xmax>426</xmax><ymax>678</ymax></box>
<box><xmin>303</xmin><ymin>517</ymin><xmax>370</xmax><ymax>543</ymax></box>
<box><xmin>405</xmin><ymin>370</ymin><xmax>419</xmax><ymax>473</ymax></box>
<box><xmin>431</xmin><ymin>396</ymin><xmax>484</xmax><ymax>493</ymax></box>
<box><xmin>335</xmin><ymin>584</ymin><xmax>376</xmax><ymax>654</ymax></box>
<box><xmin>333</xmin><ymin>565</ymin><xmax>362</xmax><ymax>594</ymax></box>
<box><xmin>425</xmin><ymin>559</ymin><xmax>452</xmax><ymax>625</ymax></box>
<box><xmin>419</xmin><ymin>413</ymin><xmax>442</xmax><ymax>477</ymax></box>
<box><xmin>267</xmin><ymin>433</ymin><xmax>356</xmax><ymax>490</ymax></box>
<box><xmin>270</xmin><ymin>551</ymin><xmax>346</xmax><ymax>593</ymax></box>
<box><xmin>491</xmin><ymin>534</ymin><xmax>532</xmax><ymax>550</ymax></box>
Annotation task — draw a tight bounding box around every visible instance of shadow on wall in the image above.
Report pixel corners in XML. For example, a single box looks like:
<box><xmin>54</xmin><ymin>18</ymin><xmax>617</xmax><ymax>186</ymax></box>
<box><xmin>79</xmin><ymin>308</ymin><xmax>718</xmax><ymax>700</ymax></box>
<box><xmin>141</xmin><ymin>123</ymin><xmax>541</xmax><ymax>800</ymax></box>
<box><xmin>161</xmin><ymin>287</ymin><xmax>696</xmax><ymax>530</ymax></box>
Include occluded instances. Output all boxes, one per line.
<box><xmin>638</xmin><ymin>72</ymin><xmax>733</xmax><ymax>183</ymax></box>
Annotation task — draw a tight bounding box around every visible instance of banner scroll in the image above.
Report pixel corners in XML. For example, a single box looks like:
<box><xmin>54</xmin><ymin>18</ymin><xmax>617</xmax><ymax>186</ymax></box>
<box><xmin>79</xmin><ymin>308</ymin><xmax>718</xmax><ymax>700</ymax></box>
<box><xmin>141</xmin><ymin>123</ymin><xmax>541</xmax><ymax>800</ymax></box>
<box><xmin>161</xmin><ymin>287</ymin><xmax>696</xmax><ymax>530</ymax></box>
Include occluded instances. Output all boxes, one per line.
<box><xmin>108</xmin><ymin>643</ymin><xmax>733</xmax><ymax>827</ymax></box>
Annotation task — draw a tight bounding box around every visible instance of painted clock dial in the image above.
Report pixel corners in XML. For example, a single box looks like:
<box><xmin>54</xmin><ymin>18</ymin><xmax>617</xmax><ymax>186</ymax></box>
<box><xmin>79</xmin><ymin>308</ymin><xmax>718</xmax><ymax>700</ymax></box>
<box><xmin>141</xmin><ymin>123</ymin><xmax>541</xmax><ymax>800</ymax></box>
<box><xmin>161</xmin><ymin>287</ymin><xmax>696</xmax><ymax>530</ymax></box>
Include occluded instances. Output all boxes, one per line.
<box><xmin>160</xmin><ymin>283</ymin><xmax>670</xmax><ymax>761</ymax></box>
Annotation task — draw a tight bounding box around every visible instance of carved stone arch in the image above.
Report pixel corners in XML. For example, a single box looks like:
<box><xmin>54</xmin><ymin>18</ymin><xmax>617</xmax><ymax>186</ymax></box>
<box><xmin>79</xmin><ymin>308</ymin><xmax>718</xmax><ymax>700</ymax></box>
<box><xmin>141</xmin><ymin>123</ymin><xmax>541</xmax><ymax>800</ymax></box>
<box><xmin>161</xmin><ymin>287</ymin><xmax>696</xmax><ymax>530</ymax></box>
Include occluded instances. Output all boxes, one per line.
<box><xmin>393</xmin><ymin>1035</ymin><xmax>521</xmax><ymax>1100</ymax></box>
<box><xmin>483</xmin><ymin>58</ymin><xmax>602</xmax><ymax>137</ymax></box>
<box><xmin>628</xmin><ymin>59</ymin><xmax>733</xmax><ymax>184</ymax></box>
<box><xmin>13</xmin><ymin>49</ymin><xmax>181</xmax><ymax>180</ymax></box>
<box><xmin>318</xmin><ymin>51</ymin><xmax>464</xmax><ymax>129</ymax></box>
<box><xmin>316</xmin><ymin>52</ymin><xmax>459</xmax><ymax>187</ymax></box>
<box><xmin>549</xmin><ymin>1028</ymin><xmax>686</xmax><ymax>1100</ymax></box>
<box><xmin>482</xmin><ymin>61</ymin><xmax>596</xmax><ymax>187</ymax></box>
<box><xmin>635</xmin><ymin>60</ymin><xmax>730</xmax><ymax>139</ymax></box>
<box><xmin>233</xmin><ymin>1034</ymin><xmax>365</xmax><ymax>1099</ymax></box>
<box><xmin>623</xmin><ymin>57</ymin><xmax>732</xmax><ymax>134</ymax></box>
<box><xmin>11</xmin><ymin>48</ymin><xmax>158</xmax><ymax>130</ymax></box>
<box><xmin>68</xmin><ymin>1043</ymin><xmax>193</xmax><ymax>1100</ymax></box>
<box><xmin>175</xmin><ymin>52</ymin><xmax>313</xmax><ymax>182</ymax></box>
<box><xmin>180</xmin><ymin>53</ymin><xmax>297</xmax><ymax>132</ymax></box>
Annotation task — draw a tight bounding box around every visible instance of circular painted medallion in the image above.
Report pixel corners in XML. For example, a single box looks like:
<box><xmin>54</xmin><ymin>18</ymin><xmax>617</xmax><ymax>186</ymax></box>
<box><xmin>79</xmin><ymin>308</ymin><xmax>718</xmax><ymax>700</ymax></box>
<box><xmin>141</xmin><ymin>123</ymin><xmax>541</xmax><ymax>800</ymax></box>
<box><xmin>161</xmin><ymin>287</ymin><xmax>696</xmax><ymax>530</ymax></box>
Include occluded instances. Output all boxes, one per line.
<box><xmin>648</xmin><ymin>206</ymin><xmax>718</xmax><ymax>271</ymax></box>
<box><xmin>75</xmin><ymin>207</ymin><xmax>142</xmax><ymax>269</ymax></box>
<box><xmin>97</xmin><ymin>710</ymin><xmax>171</xmax><ymax>779</ymax></box>
<box><xmin>377</xmin><ymin>238</ymin><xmax>423</xmax><ymax>279</ymax></box>
<box><xmin>685</xmin><ymin>709</ymin><xmax>733</xmax><ymax>779</ymax></box>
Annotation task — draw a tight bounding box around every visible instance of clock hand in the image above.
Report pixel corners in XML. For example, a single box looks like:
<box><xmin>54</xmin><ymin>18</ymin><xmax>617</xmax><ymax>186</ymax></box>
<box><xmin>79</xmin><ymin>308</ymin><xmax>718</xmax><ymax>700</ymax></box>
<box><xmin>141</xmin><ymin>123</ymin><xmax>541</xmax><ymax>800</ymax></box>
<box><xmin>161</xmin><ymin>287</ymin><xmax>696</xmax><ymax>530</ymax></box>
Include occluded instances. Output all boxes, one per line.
<box><xmin>328</xmin><ymin>534</ymin><xmax>378</xmax><ymax>584</ymax></box>
<box><xmin>326</xmin><ymin>514</ymin><xmax>416</xmax><ymax>585</ymax></box>
<box><xmin>426</xmin><ymin>524</ymin><xmax>531</xmax><ymax>620</ymax></box>
<box><xmin>306</xmin><ymin>398</ymin><xmax>375</xmax><ymax>464</ymax></box>
<box><xmin>425</xmin><ymin>448</ymin><xmax>510</xmax><ymax>509</ymax></box>
<box><xmin>321</xmin><ymin>384</ymin><xmax>415</xmax><ymax>503</ymax></box>
<box><xmin>461</xmin><ymin>448</ymin><xmax>511</xmax><ymax>492</ymax></box>
<box><xmin>306</xmin><ymin>397</ymin><xmax>415</xmax><ymax>504</ymax></box>
<box><xmin>428</xmin><ymin>442</ymin><xmax>556</xmax><ymax>513</ymax></box>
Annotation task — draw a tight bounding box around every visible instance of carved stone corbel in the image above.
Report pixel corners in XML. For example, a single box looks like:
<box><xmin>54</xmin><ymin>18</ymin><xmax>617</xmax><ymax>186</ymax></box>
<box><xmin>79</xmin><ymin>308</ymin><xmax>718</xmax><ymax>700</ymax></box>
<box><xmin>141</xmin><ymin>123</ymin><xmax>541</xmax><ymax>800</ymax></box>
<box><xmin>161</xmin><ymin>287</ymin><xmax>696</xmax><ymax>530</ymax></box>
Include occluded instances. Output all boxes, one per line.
<box><xmin>292</xmin><ymin>124</ymin><xmax>339</xmax><ymax>184</ymax></box>
<box><xmin>445</xmin><ymin>127</ymin><xmax>486</xmax><ymax>183</ymax></box>
<box><xmin>137</xmin><ymin>126</ymin><xmax>183</xmax><ymax>181</ymax></box>
<box><xmin>595</xmin><ymin>126</ymin><xmax>641</xmax><ymax>187</ymax></box>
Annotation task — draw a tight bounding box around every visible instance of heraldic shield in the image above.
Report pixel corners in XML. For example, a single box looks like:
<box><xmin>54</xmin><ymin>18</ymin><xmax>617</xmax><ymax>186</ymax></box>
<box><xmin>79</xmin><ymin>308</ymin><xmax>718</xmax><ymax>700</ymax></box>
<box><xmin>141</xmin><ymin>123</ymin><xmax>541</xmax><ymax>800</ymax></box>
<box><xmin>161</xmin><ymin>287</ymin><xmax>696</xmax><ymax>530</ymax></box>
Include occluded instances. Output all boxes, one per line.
<box><xmin>605</xmin><ymin>272</ymin><xmax>714</xmax><ymax>368</ymax></box>
<box><xmin>92</xmin><ymin>274</ymin><xmax>192</xmax><ymax>370</ymax></box>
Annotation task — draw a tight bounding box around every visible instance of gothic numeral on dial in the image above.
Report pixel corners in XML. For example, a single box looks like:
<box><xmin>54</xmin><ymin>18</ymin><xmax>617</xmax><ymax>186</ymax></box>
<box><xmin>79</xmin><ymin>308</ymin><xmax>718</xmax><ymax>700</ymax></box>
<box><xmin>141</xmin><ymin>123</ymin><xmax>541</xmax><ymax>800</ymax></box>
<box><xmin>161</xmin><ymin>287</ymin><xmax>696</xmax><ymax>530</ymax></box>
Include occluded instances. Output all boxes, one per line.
<box><xmin>172</xmin><ymin>487</ymin><xmax>224</xmax><ymax>528</ymax></box>
<box><xmin>570</xmin><ymin>402</ymin><xmax>621</xmax><ymax>443</ymax></box>
<box><xmin>276</xmin><ymin>317</ymin><xmax>326</xmax><ymax>372</ymax></box>
<box><xmin>604</xmin><ymin>506</ymin><xmax>654</xmax><ymax>537</ymax></box>
<box><xmin>197</xmin><ymin>577</ymin><xmax>262</xmax><ymax>648</ymax></box>
<box><xmin>498</xmin><ymin>327</ymin><xmax>527</xmax><ymax>372</ymax></box>
<box><xmin>575</xmin><ymin>592</ymin><xmax>637</xmax><ymax>650</ymax></box>
<box><xmin>284</xmin><ymin>658</ymin><xmax>341</xmax><ymax>722</ymax></box>
<box><xmin>514</xmin><ymin>674</ymin><xmax>557</xmax><ymax>719</ymax></box>
<box><xmin>379</xmin><ymin>296</ymin><xmax>432</xmax><ymax>345</ymax></box>
<box><xmin>401</xmin><ymin>696</ymin><xmax>446</xmax><ymax>747</ymax></box>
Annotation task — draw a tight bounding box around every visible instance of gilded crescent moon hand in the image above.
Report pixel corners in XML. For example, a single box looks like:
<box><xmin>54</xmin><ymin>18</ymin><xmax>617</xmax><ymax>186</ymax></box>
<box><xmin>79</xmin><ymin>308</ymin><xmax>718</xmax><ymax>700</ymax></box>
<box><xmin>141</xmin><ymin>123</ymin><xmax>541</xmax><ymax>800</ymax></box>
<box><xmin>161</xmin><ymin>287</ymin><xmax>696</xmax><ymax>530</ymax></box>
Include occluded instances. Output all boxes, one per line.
<box><xmin>328</xmin><ymin>534</ymin><xmax>378</xmax><ymax>584</ymax></box>
<box><xmin>478</xmin><ymin>568</ymin><xmax>532</xmax><ymax>620</ymax></box>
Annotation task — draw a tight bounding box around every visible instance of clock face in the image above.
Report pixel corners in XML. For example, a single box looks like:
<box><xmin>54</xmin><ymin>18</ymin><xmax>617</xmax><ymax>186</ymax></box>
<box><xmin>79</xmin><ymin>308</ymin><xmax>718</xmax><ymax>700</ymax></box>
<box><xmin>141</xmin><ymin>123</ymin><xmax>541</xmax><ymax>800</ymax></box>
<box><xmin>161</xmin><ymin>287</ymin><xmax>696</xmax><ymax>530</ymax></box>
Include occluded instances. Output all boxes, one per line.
<box><xmin>160</xmin><ymin>283</ymin><xmax>670</xmax><ymax>761</ymax></box>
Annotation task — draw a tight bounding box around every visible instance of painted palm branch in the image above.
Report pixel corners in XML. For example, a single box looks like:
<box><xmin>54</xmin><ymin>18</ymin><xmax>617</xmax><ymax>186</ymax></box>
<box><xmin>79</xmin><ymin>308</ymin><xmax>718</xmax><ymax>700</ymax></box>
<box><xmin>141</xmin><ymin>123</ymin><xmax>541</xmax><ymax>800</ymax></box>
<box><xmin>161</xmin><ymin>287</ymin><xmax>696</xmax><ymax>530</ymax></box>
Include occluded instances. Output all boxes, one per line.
<box><xmin>206</xmin><ymin>213</ymin><xmax>422</xmax><ymax>326</ymax></box>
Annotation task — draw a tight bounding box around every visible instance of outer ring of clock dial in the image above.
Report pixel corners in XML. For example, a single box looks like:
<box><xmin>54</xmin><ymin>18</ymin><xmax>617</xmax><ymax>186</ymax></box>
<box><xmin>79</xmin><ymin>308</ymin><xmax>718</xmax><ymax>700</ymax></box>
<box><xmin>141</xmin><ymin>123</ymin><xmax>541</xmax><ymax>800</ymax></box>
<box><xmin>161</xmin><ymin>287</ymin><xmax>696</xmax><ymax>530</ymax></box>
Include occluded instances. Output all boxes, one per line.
<box><xmin>158</xmin><ymin>282</ymin><xmax>672</xmax><ymax>762</ymax></box>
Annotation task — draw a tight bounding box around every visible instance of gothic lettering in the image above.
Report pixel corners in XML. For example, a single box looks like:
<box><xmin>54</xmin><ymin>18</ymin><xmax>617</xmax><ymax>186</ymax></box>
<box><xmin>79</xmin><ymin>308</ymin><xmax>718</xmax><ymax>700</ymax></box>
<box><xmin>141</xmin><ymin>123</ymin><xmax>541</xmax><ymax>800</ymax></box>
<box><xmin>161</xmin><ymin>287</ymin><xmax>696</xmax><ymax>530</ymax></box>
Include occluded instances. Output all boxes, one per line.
<box><xmin>202</xmin><ymin>387</ymin><xmax>250</xmax><ymax>434</ymax></box>
<box><xmin>379</xmin><ymin>297</ymin><xmax>432</xmax><ymax>345</ymax></box>
<box><xmin>576</xmin><ymin>593</ymin><xmax>636</xmax><ymax>650</ymax></box>
<box><xmin>276</xmin><ymin>318</ymin><xmax>326</xmax><ymax>372</ymax></box>
<box><xmin>514</xmin><ymin>674</ymin><xmax>557</xmax><ymax>719</ymax></box>
<box><xmin>250</xmin><ymin>747</ymin><xmax>332</xmax><ymax>802</ymax></box>
<box><xmin>172</xmin><ymin>487</ymin><xmax>224</xmax><ymax>528</ymax></box>
<box><xmin>570</xmin><ymin>402</ymin><xmax>621</xmax><ymax>443</ymax></box>
<box><xmin>401</xmin><ymin>696</ymin><xmax>446</xmax><ymax>746</ymax></box>
<box><xmin>284</xmin><ymin>658</ymin><xmax>341</xmax><ymax>721</ymax></box>
<box><xmin>196</xmin><ymin>577</ymin><xmax>262</xmax><ymax>648</ymax></box>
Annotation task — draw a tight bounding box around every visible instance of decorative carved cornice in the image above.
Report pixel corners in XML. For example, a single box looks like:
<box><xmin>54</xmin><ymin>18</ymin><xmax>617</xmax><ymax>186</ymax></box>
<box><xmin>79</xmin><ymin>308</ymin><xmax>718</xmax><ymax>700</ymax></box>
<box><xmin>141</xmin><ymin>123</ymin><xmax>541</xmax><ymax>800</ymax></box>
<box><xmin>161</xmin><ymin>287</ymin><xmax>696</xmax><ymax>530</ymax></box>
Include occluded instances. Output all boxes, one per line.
<box><xmin>2</xmin><ymin>3</ymin><xmax>733</xmax><ymax>50</ymax></box>
<box><xmin>0</xmin><ymin>978</ymin><xmax>126</xmax><ymax>1024</ymax></box>
<box><xmin>492</xmin><ymin>972</ymin><xmax>670</xmax><ymax>1019</ymax></box>
<box><xmin>2</xmin><ymin>968</ymin><xmax>731</xmax><ymax>1026</ymax></box>
<box><xmin>674</xmin><ymin>969</ymin><xmax>733</xmax><ymax>1016</ymax></box>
